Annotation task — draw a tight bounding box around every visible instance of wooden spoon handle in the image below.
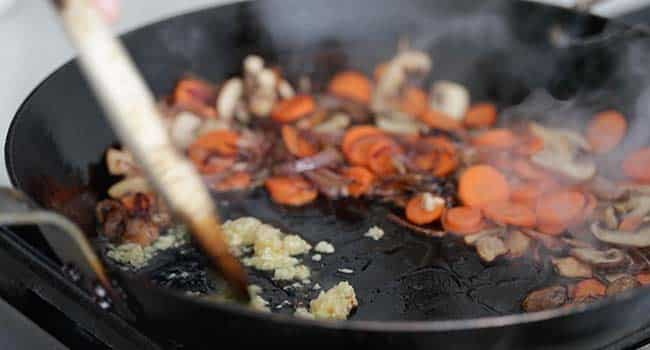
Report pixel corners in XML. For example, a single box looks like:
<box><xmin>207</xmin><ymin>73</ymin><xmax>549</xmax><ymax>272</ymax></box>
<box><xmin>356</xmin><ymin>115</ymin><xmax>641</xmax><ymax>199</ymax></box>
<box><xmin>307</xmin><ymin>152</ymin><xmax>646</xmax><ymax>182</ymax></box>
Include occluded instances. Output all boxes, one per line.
<box><xmin>52</xmin><ymin>0</ymin><xmax>249</xmax><ymax>299</ymax></box>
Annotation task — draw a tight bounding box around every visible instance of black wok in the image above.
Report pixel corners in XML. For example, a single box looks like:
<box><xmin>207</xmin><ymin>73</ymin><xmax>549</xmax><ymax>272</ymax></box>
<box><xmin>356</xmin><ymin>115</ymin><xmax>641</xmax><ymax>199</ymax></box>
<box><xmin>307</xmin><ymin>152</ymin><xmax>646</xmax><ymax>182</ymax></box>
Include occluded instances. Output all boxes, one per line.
<box><xmin>6</xmin><ymin>0</ymin><xmax>650</xmax><ymax>348</ymax></box>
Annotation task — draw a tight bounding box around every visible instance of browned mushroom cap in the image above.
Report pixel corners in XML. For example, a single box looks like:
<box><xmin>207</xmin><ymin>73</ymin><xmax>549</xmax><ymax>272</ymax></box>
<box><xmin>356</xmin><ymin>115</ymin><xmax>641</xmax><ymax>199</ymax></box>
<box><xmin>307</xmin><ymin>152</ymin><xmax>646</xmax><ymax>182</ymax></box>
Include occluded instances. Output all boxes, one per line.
<box><xmin>551</xmin><ymin>257</ymin><xmax>593</xmax><ymax>278</ymax></box>
<box><xmin>464</xmin><ymin>227</ymin><xmax>503</xmax><ymax>246</ymax></box>
<box><xmin>569</xmin><ymin>247</ymin><xmax>628</xmax><ymax>269</ymax></box>
<box><xmin>521</xmin><ymin>228</ymin><xmax>566</xmax><ymax>253</ymax></box>
<box><xmin>522</xmin><ymin>286</ymin><xmax>568</xmax><ymax>312</ymax></box>
<box><xmin>618</xmin><ymin>196</ymin><xmax>650</xmax><ymax>230</ymax></box>
<box><xmin>506</xmin><ymin>230</ymin><xmax>532</xmax><ymax>258</ymax></box>
<box><xmin>476</xmin><ymin>236</ymin><xmax>508</xmax><ymax>263</ymax></box>
<box><xmin>606</xmin><ymin>275</ymin><xmax>640</xmax><ymax>296</ymax></box>
<box><xmin>591</xmin><ymin>222</ymin><xmax>650</xmax><ymax>248</ymax></box>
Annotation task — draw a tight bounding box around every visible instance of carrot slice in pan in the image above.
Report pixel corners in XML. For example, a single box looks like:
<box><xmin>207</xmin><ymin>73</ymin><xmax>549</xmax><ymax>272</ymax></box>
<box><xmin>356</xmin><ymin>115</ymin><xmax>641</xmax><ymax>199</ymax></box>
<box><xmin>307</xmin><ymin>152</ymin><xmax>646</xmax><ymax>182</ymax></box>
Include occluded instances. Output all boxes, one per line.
<box><xmin>271</xmin><ymin>95</ymin><xmax>316</xmax><ymax>123</ymax></box>
<box><xmin>328</xmin><ymin>71</ymin><xmax>373</xmax><ymax>104</ymax></box>
<box><xmin>464</xmin><ymin>103</ymin><xmax>497</xmax><ymax>129</ymax></box>
<box><xmin>345</xmin><ymin>135</ymin><xmax>391</xmax><ymax>166</ymax></box>
<box><xmin>458</xmin><ymin>165</ymin><xmax>511</xmax><ymax>207</ymax></box>
<box><xmin>367</xmin><ymin>139</ymin><xmax>403</xmax><ymax>175</ymax></box>
<box><xmin>637</xmin><ymin>273</ymin><xmax>650</xmax><ymax>285</ymax></box>
<box><xmin>442</xmin><ymin>206</ymin><xmax>484</xmax><ymax>235</ymax></box>
<box><xmin>413</xmin><ymin>136</ymin><xmax>459</xmax><ymax>177</ymax></box>
<box><xmin>171</xmin><ymin>77</ymin><xmax>219</xmax><ymax>118</ymax></box>
<box><xmin>265</xmin><ymin>176</ymin><xmax>318</xmax><ymax>206</ymax></box>
<box><xmin>189</xmin><ymin>130</ymin><xmax>240</xmax><ymax>157</ymax></box>
<box><xmin>419</xmin><ymin>109</ymin><xmax>462</xmax><ymax>131</ymax></box>
<box><xmin>282</xmin><ymin>125</ymin><xmax>318</xmax><ymax>157</ymax></box>
<box><xmin>342</xmin><ymin>125</ymin><xmax>384</xmax><ymax>155</ymax></box>
<box><xmin>210</xmin><ymin>172</ymin><xmax>252</xmax><ymax>192</ymax></box>
<box><xmin>512</xmin><ymin>159</ymin><xmax>552</xmax><ymax>181</ymax></box>
<box><xmin>536</xmin><ymin>221</ymin><xmax>567</xmax><ymax>236</ymax></box>
<box><xmin>535</xmin><ymin>191</ymin><xmax>585</xmax><ymax>234</ymax></box>
<box><xmin>586</xmin><ymin>110</ymin><xmax>627</xmax><ymax>154</ymax></box>
<box><xmin>400</xmin><ymin>87</ymin><xmax>429</xmax><ymax>118</ymax></box>
<box><xmin>344</xmin><ymin>166</ymin><xmax>375</xmax><ymax>198</ymax></box>
<box><xmin>472</xmin><ymin>128</ymin><xmax>519</xmax><ymax>149</ymax></box>
<box><xmin>516</xmin><ymin>134</ymin><xmax>544</xmax><ymax>156</ymax></box>
<box><xmin>483</xmin><ymin>201</ymin><xmax>537</xmax><ymax>227</ymax></box>
<box><xmin>573</xmin><ymin>279</ymin><xmax>606</xmax><ymax>300</ymax></box>
<box><xmin>406</xmin><ymin>193</ymin><xmax>445</xmax><ymax>225</ymax></box>
<box><xmin>623</xmin><ymin>147</ymin><xmax>650</xmax><ymax>183</ymax></box>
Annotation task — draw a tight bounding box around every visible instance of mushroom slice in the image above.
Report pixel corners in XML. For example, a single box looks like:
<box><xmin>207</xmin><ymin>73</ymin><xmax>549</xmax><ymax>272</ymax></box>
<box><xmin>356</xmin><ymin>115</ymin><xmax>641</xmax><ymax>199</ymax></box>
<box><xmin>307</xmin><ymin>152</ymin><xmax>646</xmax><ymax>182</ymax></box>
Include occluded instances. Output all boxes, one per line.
<box><xmin>606</xmin><ymin>275</ymin><xmax>640</xmax><ymax>296</ymax></box>
<box><xmin>464</xmin><ymin>227</ymin><xmax>502</xmax><ymax>246</ymax></box>
<box><xmin>521</xmin><ymin>228</ymin><xmax>565</xmax><ymax>253</ymax></box>
<box><xmin>531</xmin><ymin>150</ymin><xmax>596</xmax><ymax>182</ymax></box>
<box><xmin>106</xmin><ymin>148</ymin><xmax>139</xmax><ymax>176</ymax></box>
<box><xmin>591</xmin><ymin>222</ymin><xmax>650</xmax><ymax>248</ymax></box>
<box><xmin>429</xmin><ymin>80</ymin><xmax>469</xmax><ymax>121</ymax></box>
<box><xmin>587</xmin><ymin>176</ymin><xmax>627</xmax><ymax>201</ymax></box>
<box><xmin>551</xmin><ymin>256</ymin><xmax>592</xmax><ymax>278</ymax></box>
<box><xmin>522</xmin><ymin>286</ymin><xmax>568</xmax><ymax>312</ymax></box>
<box><xmin>475</xmin><ymin>236</ymin><xmax>508</xmax><ymax>263</ymax></box>
<box><xmin>505</xmin><ymin>230</ymin><xmax>532</xmax><ymax>258</ymax></box>
<box><xmin>376</xmin><ymin>111</ymin><xmax>425</xmax><ymax>134</ymax></box>
<box><xmin>618</xmin><ymin>196</ymin><xmax>650</xmax><ymax>232</ymax></box>
<box><xmin>108</xmin><ymin>177</ymin><xmax>150</xmax><ymax>199</ymax></box>
<box><xmin>170</xmin><ymin>112</ymin><xmax>202</xmax><ymax>150</ymax></box>
<box><xmin>313</xmin><ymin>113</ymin><xmax>351</xmax><ymax>133</ymax></box>
<box><xmin>603</xmin><ymin>205</ymin><xmax>619</xmax><ymax>230</ymax></box>
<box><xmin>217</xmin><ymin>78</ymin><xmax>244</xmax><ymax>121</ymax></box>
<box><xmin>372</xmin><ymin>50</ymin><xmax>432</xmax><ymax>113</ymax></box>
<box><xmin>569</xmin><ymin>247</ymin><xmax>627</xmax><ymax>269</ymax></box>
<box><xmin>529</xmin><ymin>123</ymin><xmax>591</xmax><ymax>153</ymax></box>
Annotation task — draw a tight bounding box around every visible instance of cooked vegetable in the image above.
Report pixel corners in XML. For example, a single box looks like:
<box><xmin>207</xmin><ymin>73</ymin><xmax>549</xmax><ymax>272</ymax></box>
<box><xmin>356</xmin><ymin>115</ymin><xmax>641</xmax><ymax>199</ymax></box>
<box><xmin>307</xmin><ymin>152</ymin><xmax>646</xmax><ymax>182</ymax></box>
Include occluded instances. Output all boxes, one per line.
<box><xmin>569</xmin><ymin>247</ymin><xmax>627</xmax><ymax>269</ymax></box>
<box><xmin>483</xmin><ymin>201</ymin><xmax>537</xmax><ymax>227</ymax></box>
<box><xmin>505</xmin><ymin>230</ymin><xmax>532</xmax><ymax>258</ymax></box>
<box><xmin>405</xmin><ymin>193</ymin><xmax>445</xmax><ymax>225</ymax></box>
<box><xmin>522</xmin><ymin>286</ymin><xmax>567</xmax><ymax>312</ymax></box>
<box><xmin>586</xmin><ymin>110</ymin><xmax>627</xmax><ymax>154</ymax></box>
<box><xmin>328</xmin><ymin>71</ymin><xmax>372</xmax><ymax>105</ymax></box>
<box><xmin>442</xmin><ymin>206</ymin><xmax>484</xmax><ymax>235</ymax></box>
<box><xmin>472</xmin><ymin>129</ymin><xmax>518</xmax><ymax>149</ymax></box>
<box><xmin>265</xmin><ymin>176</ymin><xmax>318</xmax><ymax>206</ymax></box>
<box><xmin>282</xmin><ymin>125</ymin><xmax>318</xmax><ymax>157</ymax></box>
<box><xmin>344</xmin><ymin>166</ymin><xmax>375</xmax><ymax>198</ymax></box>
<box><xmin>572</xmin><ymin>279</ymin><xmax>606</xmax><ymax>300</ymax></box>
<box><xmin>429</xmin><ymin>80</ymin><xmax>469</xmax><ymax>120</ymax></box>
<box><xmin>458</xmin><ymin>165</ymin><xmax>510</xmax><ymax>207</ymax></box>
<box><xmin>551</xmin><ymin>257</ymin><xmax>592</xmax><ymax>278</ymax></box>
<box><xmin>623</xmin><ymin>148</ymin><xmax>650</xmax><ymax>183</ymax></box>
<box><xmin>591</xmin><ymin>222</ymin><xmax>650</xmax><ymax>248</ymax></box>
<box><xmin>475</xmin><ymin>235</ymin><xmax>508</xmax><ymax>262</ymax></box>
<box><xmin>606</xmin><ymin>275</ymin><xmax>639</xmax><ymax>296</ymax></box>
<box><xmin>535</xmin><ymin>191</ymin><xmax>586</xmax><ymax>236</ymax></box>
<box><xmin>271</xmin><ymin>95</ymin><xmax>316</xmax><ymax>123</ymax></box>
<box><xmin>464</xmin><ymin>103</ymin><xmax>497</xmax><ymax>129</ymax></box>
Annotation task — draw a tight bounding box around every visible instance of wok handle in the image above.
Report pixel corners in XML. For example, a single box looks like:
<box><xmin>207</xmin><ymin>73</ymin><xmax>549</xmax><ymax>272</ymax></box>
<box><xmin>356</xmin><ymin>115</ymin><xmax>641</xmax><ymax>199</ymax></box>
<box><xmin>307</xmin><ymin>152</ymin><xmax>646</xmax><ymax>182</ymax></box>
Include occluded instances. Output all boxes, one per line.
<box><xmin>49</xmin><ymin>0</ymin><xmax>249</xmax><ymax>301</ymax></box>
<box><xmin>0</xmin><ymin>187</ymin><xmax>112</xmax><ymax>292</ymax></box>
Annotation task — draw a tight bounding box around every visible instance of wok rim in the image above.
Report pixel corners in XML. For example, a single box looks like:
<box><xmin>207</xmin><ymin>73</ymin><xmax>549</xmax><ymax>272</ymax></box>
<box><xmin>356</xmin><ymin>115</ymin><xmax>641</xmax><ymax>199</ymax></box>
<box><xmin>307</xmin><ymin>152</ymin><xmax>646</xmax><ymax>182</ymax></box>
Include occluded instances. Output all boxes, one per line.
<box><xmin>6</xmin><ymin>0</ymin><xmax>650</xmax><ymax>334</ymax></box>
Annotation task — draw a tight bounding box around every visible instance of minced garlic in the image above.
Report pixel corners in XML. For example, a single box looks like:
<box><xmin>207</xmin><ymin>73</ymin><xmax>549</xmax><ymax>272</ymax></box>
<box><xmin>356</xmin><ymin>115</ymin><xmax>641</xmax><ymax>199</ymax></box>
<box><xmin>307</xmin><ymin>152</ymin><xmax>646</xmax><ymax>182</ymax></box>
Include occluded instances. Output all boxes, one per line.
<box><xmin>314</xmin><ymin>241</ymin><xmax>335</xmax><ymax>254</ymax></box>
<box><xmin>222</xmin><ymin>217</ymin><xmax>312</xmax><ymax>281</ymax></box>
<box><xmin>309</xmin><ymin>282</ymin><xmax>358</xmax><ymax>320</ymax></box>
<box><xmin>106</xmin><ymin>225</ymin><xmax>189</xmax><ymax>269</ymax></box>
<box><xmin>294</xmin><ymin>307</ymin><xmax>315</xmax><ymax>319</ymax></box>
<box><xmin>364</xmin><ymin>226</ymin><xmax>384</xmax><ymax>240</ymax></box>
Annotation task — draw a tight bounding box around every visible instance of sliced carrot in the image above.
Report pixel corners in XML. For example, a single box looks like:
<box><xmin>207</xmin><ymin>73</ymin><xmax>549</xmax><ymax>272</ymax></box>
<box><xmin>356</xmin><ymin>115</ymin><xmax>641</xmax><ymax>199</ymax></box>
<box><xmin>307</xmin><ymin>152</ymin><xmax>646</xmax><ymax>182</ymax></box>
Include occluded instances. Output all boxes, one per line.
<box><xmin>636</xmin><ymin>273</ymin><xmax>650</xmax><ymax>285</ymax></box>
<box><xmin>200</xmin><ymin>157</ymin><xmax>236</xmax><ymax>174</ymax></box>
<box><xmin>171</xmin><ymin>77</ymin><xmax>218</xmax><ymax>118</ymax></box>
<box><xmin>210</xmin><ymin>172</ymin><xmax>252</xmax><ymax>192</ymax></box>
<box><xmin>586</xmin><ymin>110</ymin><xmax>627</xmax><ymax>154</ymax></box>
<box><xmin>623</xmin><ymin>148</ymin><xmax>650</xmax><ymax>183</ymax></box>
<box><xmin>573</xmin><ymin>279</ymin><xmax>606</xmax><ymax>300</ymax></box>
<box><xmin>265</xmin><ymin>176</ymin><xmax>318</xmax><ymax>206</ymax></box>
<box><xmin>572</xmin><ymin>193</ymin><xmax>597</xmax><ymax>227</ymax></box>
<box><xmin>458</xmin><ymin>165</ymin><xmax>511</xmax><ymax>207</ymax></box>
<box><xmin>516</xmin><ymin>135</ymin><xmax>544</xmax><ymax>156</ymax></box>
<box><xmin>472</xmin><ymin>129</ymin><xmax>519</xmax><ymax>149</ymax></box>
<box><xmin>442</xmin><ymin>206</ymin><xmax>484</xmax><ymax>235</ymax></box>
<box><xmin>413</xmin><ymin>136</ymin><xmax>458</xmax><ymax>177</ymax></box>
<box><xmin>189</xmin><ymin>130</ymin><xmax>239</xmax><ymax>157</ymax></box>
<box><xmin>483</xmin><ymin>201</ymin><xmax>537</xmax><ymax>227</ymax></box>
<box><xmin>344</xmin><ymin>166</ymin><xmax>375</xmax><ymax>198</ymax></box>
<box><xmin>367</xmin><ymin>139</ymin><xmax>403</xmax><ymax>175</ymax></box>
<box><xmin>419</xmin><ymin>109</ymin><xmax>462</xmax><ymax>131</ymax></box>
<box><xmin>282</xmin><ymin>125</ymin><xmax>318</xmax><ymax>157</ymax></box>
<box><xmin>400</xmin><ymin>87</ymin><xmax>429</xmax><ymax>118</ymax></box>
<box><xmin>328</xmin><ymin>71</ymin><xmax>372</xmax><ymax>105</ymax></box>
<box><xmin>513</xmin><ymin>159</ymin><xmax>552</xmax><ymax>181</ymax></box>
<box><xmin>511</xmin><ymin>182</ymin><xmax>545</xmax><ymax>208</ymax></box>
<box><xmin>464</xmin><ymin>103</ymin><xmax>497</xmax><ymax>129</ymax></box>
<box><xmin>342</xmin><ymin>125</ymin><xmax>384</xmax><ymax>155</ymax></box>
<box><xmin>271</xmin><ymin>95</ymin><xmax>316</xmax><ymax>123</ymax></box>
<box><xmin>536</xmin><ymin>221</ymin><xmax>567</xmax><ymax>236</ymax></box>
<box><xmin>346</xmin><ymin>135</ymin><xmax>391</xmax><ymax>166</ymax></box>
<box><xmin>535</xmin><ymin>190</ymin><xmax>585</xmax><ymax>232</ymax></box>
<box><xmin>433</xmin><ymin>152</ymin><xmax>459</xmax><ymax>177</ymax></box>
<box><xmin>406</xmin><ymin>194</ymin><xmax>445</xmax><ymax>225</ymax></box>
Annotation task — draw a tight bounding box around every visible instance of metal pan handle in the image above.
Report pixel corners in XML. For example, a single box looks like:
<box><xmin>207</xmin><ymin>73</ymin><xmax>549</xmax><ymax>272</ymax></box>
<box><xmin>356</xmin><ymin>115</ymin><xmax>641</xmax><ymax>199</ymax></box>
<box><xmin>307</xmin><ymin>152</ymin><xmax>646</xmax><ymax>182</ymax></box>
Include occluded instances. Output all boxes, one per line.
<box><xmin>0</xmin><ymin>187</ymin><xmax>112</xmax><ymax>293</ymax></box>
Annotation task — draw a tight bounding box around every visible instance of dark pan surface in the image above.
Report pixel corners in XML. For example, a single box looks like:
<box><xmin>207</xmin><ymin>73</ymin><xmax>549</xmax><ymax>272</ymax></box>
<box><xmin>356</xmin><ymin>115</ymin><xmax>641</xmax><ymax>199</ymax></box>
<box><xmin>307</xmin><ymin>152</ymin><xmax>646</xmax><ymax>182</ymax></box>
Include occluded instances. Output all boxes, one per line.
<box><xmin>7</xmin><ymin>0</ymin><xmax>650</xmax><ymax>347</ymax></box>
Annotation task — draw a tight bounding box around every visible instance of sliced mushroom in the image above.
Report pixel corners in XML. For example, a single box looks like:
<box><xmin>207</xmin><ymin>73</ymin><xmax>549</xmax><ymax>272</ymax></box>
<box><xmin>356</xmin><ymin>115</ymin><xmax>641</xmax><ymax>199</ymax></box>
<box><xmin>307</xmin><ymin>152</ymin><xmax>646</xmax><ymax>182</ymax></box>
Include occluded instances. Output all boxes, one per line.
<box><xmin>506</xmin><ymin>230</ymin><xmax>532</xmax><ymax>258</ymax></box>
<box><xmin>551</xmin><ymin>256</ymin><xmax>592</xmax><ymax>278</ymax></box>
<box><xmin>606</xmin><ymin>275</ymin><xmax>639</xmax><ymax>296</ymax></box>
<box><xmin>429</xmin><ymin>80</ymin><xmax>469</xmax><ymax>121</ymax></box>
<box><xmin>618</xmin><ymin>196</ymin><xmax>650</xmax><ymax>232</ymax></box>
<box><xmin>522</xmin><ymin>286</ymin><xmax>568</xmax><ymax>312</ymax></box>
<box><xmin>106</xmin><ymin>148</ymin><xmax>139</xmax><ymax>176</ymax></box>
<box><xmin>603</xmin><ymin>272</ymin><xmax>629</xmax><ymax>283</ymax></box>
<box><xmin>464</xmin><ymin>227</ymin><xmax>502</xmax><ymax>246</ymax></box>
<box><xmin>277</xmin><ymin>80</ymin><xmax>295</xmax><ymax>100</ymax></box>
<box><xmin>529</xmin><ymin>123</ymin><xmax>596</xmax><ymax>182</ymax></box>
<box><xmin>619</xmin><ymin>183</ymin><xmax>650</xmax><ymax>196</ymax></box>
<box><xmin>587</xmin><ymin>176</ymin><xmax>627</xmax><ymax>201</ymax></box>
<box><xmin>569</xmin><ymin>247</ymin><xmax>627</xmax><ymax>269</ymax></box>
<box><xmin>376</xmin><ymin>112</ymin><xmax>424</xmax><ymax>134</ymax></box>
<box><xmin>521</xmin><ymin>228</ymin><xmax>566</xmax><ymax>253</ymax></box>
<box><xmin>313</xmin><ymin>113</ymin><xmax>350</xmax><ymax>133</ymax></box>
<box><xmin>603</xmin><ymin>205</ymin><xmax>619</xmax><ymax>230</ymax></box>
<box><xmin>197</xmin><ymin>118</ymin><xmax>230</xmax><ymax>136</ymax></box>
<box><xmin>562</xmin><ymin>238</ymin><xmax>593</xmax><ymax>249</ymax></box>
<box><xmin>476</xmin><ymin>235</ymin><xmax>508</xmax><ymax>263</ymax></box>
<box><xmin>372</xmin><ymin>50</ymin><xmax>431</xmax><ymax>113</ymax></box>
<box><xmin>170</xmin><ymin>111</ymin><xmax>202</xmax><ymax>150</ymax></box>
<box><xmin>591</xmin><ymin>222</ymin><xmax>650</xmax><ymax>248</ymax></box>
<box><xmin>108</xmin><ymin>177</ymin><xmax>150</xmax><ymax>199</ymax></box>
<box><xmin>217</xmin><ymin>78</ymin><xmax>244</xmax><ymax>121</ymax></box>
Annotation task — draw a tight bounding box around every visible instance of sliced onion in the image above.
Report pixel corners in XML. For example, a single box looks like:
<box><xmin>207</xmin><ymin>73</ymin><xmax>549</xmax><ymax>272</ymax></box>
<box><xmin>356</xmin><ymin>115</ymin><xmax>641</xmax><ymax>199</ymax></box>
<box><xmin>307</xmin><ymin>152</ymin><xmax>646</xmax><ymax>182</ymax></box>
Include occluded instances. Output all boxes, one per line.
<box><xmin>273</xmin><ymin>148</ymin><xmax>342</xmax><ymax>175</ymax></box>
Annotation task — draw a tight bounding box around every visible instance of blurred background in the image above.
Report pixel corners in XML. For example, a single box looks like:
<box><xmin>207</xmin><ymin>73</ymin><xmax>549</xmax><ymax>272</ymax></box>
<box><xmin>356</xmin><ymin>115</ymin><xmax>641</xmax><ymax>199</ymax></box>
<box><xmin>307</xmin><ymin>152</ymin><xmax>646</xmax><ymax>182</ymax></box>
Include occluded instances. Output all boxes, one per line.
<box><xmin>0</xmin><ymin>0</ymin><xmax>648</xmax><ymax>187</ymax></box>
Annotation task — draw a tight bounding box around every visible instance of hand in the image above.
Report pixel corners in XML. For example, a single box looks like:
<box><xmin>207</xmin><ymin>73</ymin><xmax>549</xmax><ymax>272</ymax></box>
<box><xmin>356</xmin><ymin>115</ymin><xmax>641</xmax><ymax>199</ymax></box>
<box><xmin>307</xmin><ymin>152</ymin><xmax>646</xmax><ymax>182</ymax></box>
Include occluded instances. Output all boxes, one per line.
<box><xmin>93</xmin><ymin>0</ymin><xmax>120</xmax><ymax>23</ymax></box>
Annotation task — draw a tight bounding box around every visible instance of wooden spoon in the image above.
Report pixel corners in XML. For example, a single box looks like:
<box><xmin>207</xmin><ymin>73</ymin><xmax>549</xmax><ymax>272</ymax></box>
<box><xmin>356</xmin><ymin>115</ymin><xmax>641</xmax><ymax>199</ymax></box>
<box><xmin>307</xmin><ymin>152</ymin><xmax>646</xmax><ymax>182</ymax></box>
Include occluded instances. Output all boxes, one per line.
<box><xmin>50</xmin><ymin>0</ymin><xmax>249</xmax><ymax>300</ymax></box>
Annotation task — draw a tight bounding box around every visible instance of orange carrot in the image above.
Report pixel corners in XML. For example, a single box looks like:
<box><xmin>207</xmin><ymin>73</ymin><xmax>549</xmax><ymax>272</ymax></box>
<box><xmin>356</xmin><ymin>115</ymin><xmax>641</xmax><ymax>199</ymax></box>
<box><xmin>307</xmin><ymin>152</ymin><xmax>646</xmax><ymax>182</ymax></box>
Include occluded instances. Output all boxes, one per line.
<box><xmin>342</xmin><ymin>125</ymin><xmax>384</xmax><ymax>155</ymax></box>
<box><xmin>346</xmin><ymin>135</ymin><xmax>391</xmax><ymax>166</ymax></box>
<box><xmin>344</xmin><ymin>166</ymin><xmax>375</xmax><ymax>198</ymax></box>
<box><xmin>623</xmin><ymin>148</ymin><xmax>650</xmax><ymax>183</ymax></box>
<box><xmin>367</xmin><ymin>139</ymin><xmax>403</xmax><ymax>175</ymax></box>
<box><xmin>536</xmin><ymin>221</ymin><xmax>568</xmax><ymax>236</ymax></box>
<box><xmin>458</xmin><ymin>165</ymin><xmax>511</xmax><ymax>207</ymax></box>
<box><xmin>400</xmin><ymin>87</ymin><xmax>429</xmax><ymax>117</ymax></box>
<box><xmin>637</xmin><ymin>273</ymin><xmax>650</xmax><ymax>285</ymax></box>
<box><xmin>472</xmin><ymin>129</ymin><xmax>519</xmax><ymax>149</ymax></box>
<box><xmin>442</xmin><ymin>206</ymin><xmax>485</xmax><ymax>235</ymax></box>
<box><xmin>282</xmin><ymin>125</ymin><xmax>318</xmax><ymax>157</ymax></box>
<box><xmin>210</xmin><ymin>172</ymin><xmax>252</xmax><ymax>192</ymax></box>
<box><xmin>406</xmin><ymin>194</ymin><xmax>445</xmax><ymax>225</ymax></box>
<box><xmin>419</xmin><ymin>109</ymin><xmax>462</xmax><ymax>131</ymax></box>
<box><xmin>199</xmin><ymin>157</ymin><xmax>236</xmax><ymax>175</ymax></box>
<box><xmin>619</xmin><ymin>214</ymin><xmax>645</xmax><ymax>232</ymax></box>
<box><xmin>483</xmin><ymin>201</ymin><xmax>537</xmax><ymax>227</ymax></box>
<box><xmin>573</xmin><ymin>279</ymin><xmax>606</xmax><ymax>300</ymax></box>
<box><xmin>171</xmin><ymin>77</ymin><xmax>218</xmax><ymax>118</ymax></box>
<box><xmin>512</xmin><ymin>159</ymin><xmax>552</xmax><ymax>181</ymax></box>
<box><xmin>464</xmin><ymin>103</ymin><xmax>497</xmax><ymax>129</ymax></box>
<box><xmin>413</xmin><ymin>136</ymin><xmax>459</xmax><ymax>177</ymax></box>
<box><xmin>535</xmin><ymin>191</ymin><xmax>585</xmax><ymax>234</ymax></box>
<box><xmin>328</xmin><ymin>71</ymin><xmax>373</xmax><ymax>105</ymax></box>
<box><xmin>516</xmin><ymin>135</ymin><xmax>544</xmax><ymax>156</ymax></box>
<box><xmin>189</xmin><ymin>130</ymin><xmax>240</xmax><ymax>157</ymax></box>
<box><xmin>265</xmin><ymin>176</ymin><xmax>318</xmax><ymax>206</ymax></box>
<box><xmin>271</xmin><ymin>95</ymin><xmax>316</xmax><ymax>123</ymax></box>
<box><xmin>586</xmin><ymin>110</ymin><xmax>627</xmax><ymax>154</ymax></box>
